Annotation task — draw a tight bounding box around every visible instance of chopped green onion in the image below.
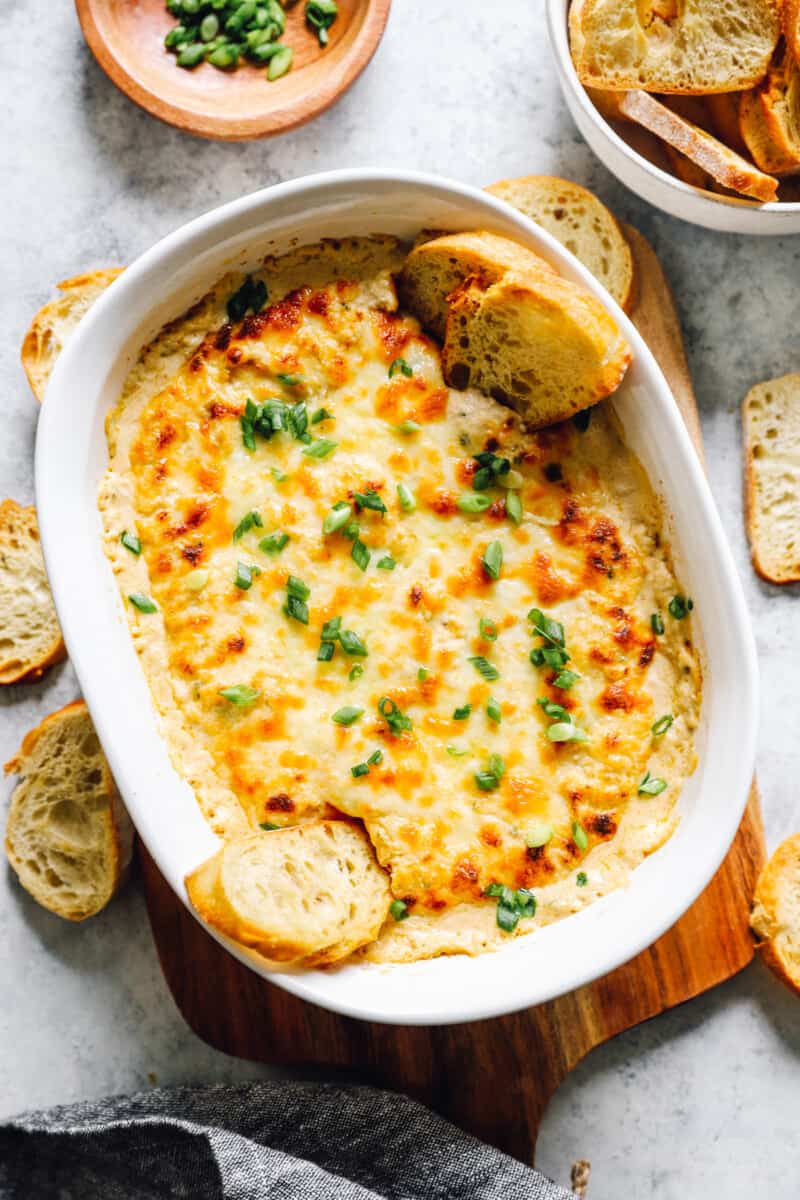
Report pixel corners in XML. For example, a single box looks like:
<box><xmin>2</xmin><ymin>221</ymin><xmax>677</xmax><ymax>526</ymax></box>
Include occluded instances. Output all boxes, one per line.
<box><xmin>479</xmin><ymin>616</ymin><xmax>498</xmax><ymax>641</ymax></box>
<box><xmin>317</xmin><ymin>641</ymin><xmax>335</xmax><ymax>662</ymax></box>
<box><xmin>525</xmin><ymin>820</ymin><xmax>553</xmax><ymax>848</ymax></box>
<box><xmin>486</xmin><ymin>696</ymin><xmax>502</xmax><ymax>724</ymax></box>
<box><xmin>349</xmin><ymin>664</ymin><xmax>364</xmax><ymax>682</ymax></box>
<box><xmin>638</xmin><ymin>771</ymin><xmax>668</xmax><ymax>796</ymax></box>
<box><xmin>233</xmin><ymin>510</ymin><xmax>263</xmax><ymax>541</ymax></box>
<box><xmin>219</xmin><ymin>684</ymin><xmax>260</xmax><ymax>707</ymax></box>
<box><xmin>651</xmin><ymin>714</ymin><xmax>674</xmax><ymax>737</ymax></box>
<box><xmin>397</xmin><ymin>483</ymin><xmax>416</xmax><ymax>512</ymax></box>
<box><xmin>472</xmin><ymin>451</ymin><xmax>511</xmax><ymax>491</ymax></box>
<box><xmin>481</xmin><ymin>540</ymin><xmax>503</xmax><ymax>581</ymax></box>
<box><xmin>185</xmin><ymin>568</ymin><xmax>209</xmax><ymax>592</ymax></box>
<box><xmin>271</xmin><ymin>467</ymin><xmax>289</xmax><ymax>484</ymax></box>
<box><xmin>287</xmin><ymin>575</ymin><xmax>310</xmax><ymax>600</ymax></box>
<box><xmin>446</xmin><ymin>743</ymin><xmax>469</xmax><ymax>756</ymax></box>
<box><xmin>267</xmin><ymin>45</ymin><xmax>293</xmax><ymax>79</ymax></box>
<box><xmin>552</xmin><ymin>669</ymin><xmax>580</xmax><ymax>690</ymax></box>
<box><xmin>367</xmin><ymin>749</ymin><xmax>383</xmax><ymax>766</ymax></box>
<box><xmin>474</xmin><ymin>753</ymin><xmax>505</xmax><ymax>792</ymax></box>
<box><xmin>339</xmin><ymin>629</ymin><xmax>368</xmax><ymax>656</ymax></box>
<box><xmin>395</xmin><ymin>420</ymin><xmax>421</xmax><ymax>435</ymax></box>
<box><xmin>572</xmin><ymin>820</ymin><xmax>589</xmax><ymax>850</ymax></box>
<box><xmin>285</xmin><ymin>595</ymin><xmax>308</xmax><ymax>623</ymax></box>
<box><xmin>351</xmin><ymin>762</ymin><xmax>369</xmax><ymax>778</ymax></box>
<box><xmin>528</xmin><ymin>608</ymin><xmax>565</xmax><ymax>647</ymax></box>
<box><xmin>351</xmin><ymin>539</ymin><xmax>371</xmax><ymax>571</ymax></box>
<box><xmin>505</xmin><ymin>491</ymin><xmax>523</xmax><ymax>525</ymax></box>
<box><xmin>376</xmin><ymin>555</ymin><xmax>396</xmax><ymax>570</ymax></box>
<box><xmin>276</xmin><ymin>373</ymin><xmax>302</xmax><ymax>387</ymax></box>
<box><xmin>235</xmin><ymin>561</ymin><xmax>260</xmax><ymax>590</ymax></box>
<box><xmin>120</xmin><ymin>530</ymin><xmax>141</xmax><ymax>555</ymax></box>
<box><xmin>311</xmin><ymin>407</ymin><xmax>334</xmax><ymax>424</ymax></box>
<box><xmin>322</xmin><ymin>616</ymin><xmax>342</xmax><ymax>640</ymax></box>
<box><xmin>547</xmin><ymin>722</ymin><xmax>588</xmax><ymax>743</ymax></box>
<box><xmin>378</xmin><ymin>696</ymin><xmax>412</xmax><ymax>736</ymax></box>
<box><xmin>323</xmin><ymin>504</ymin><xmax>352</xmax><ymax>535</ymax></box>
<box><xmin>259</xmin><ymin>531</ymin><xmax>289</xmax><ymax>555</ymax></box>
<box><xmin>484</xmin><ymin>883</ymin><xmax>536</xmax><ymax>933</ymax></box>
<box><xmin>537</xmin><ymin>697</ymin><xmax>571</xmax><ymax>722</ymax></box>
<box><xmin>453</xmin><ymin>704</ymin><xmax>471</xmax><ymax>721</ymax></box>
<box><xmin>388</xmin><ymin>357</ymin><xmax>413</xmax><ymax>378</ymax></box>
<box><xmin>503</xmin><ymin>469</ymin><xmax>524</xmax><ymax>489</ymax></box>
<box><xmin>303</xmin><ymin>438</ymin><xmax>338</xmax><ymax>459</ymax></box>
<box><xmin>651</xmin><ymin>612</ymin><xmax>665</xmax><ymax>635</ymax></box>
<box><xmin>390</xmin><ymin>899</ymin><xmax>410</xmax><ymax>921</ymax></box>
<box><xmin>417</xmin><ymin>667</ymin><xmax>428</xmax><ymax>681</ymax></box>
<box><xmin>458</xmin><ymin>492</ymin><xmax>492</xmax><ymax>513</ymax></box>
<box><xmin>128</xmin><ymin>592</ymin><xmax>157</xmax><ymax>613</ymax></box>
<box><xmin>355</xmin><ymin>489</ymin><xmax>387</xmax><ymax>515</ymax></box>
<box><xmin>332</xmin><ymin>705</ymin><xmax>363</xmax><ymax>726</ymax></box>
<box><xmin>468</xmin><ymin>655</ymin><xmax>500</xmax><ymax>682</ymax></box>
<box><xmin>576</xmin><ymin>871</ymin><xmax>588</xmax><ymax>887</ymax></box>
<box><xmin>259</xmin><ymin>822</ymin><xmax>280</xmax><ymax>831</ymax></box>
<box><xmin>668</xmin><ymin>594</ymin><xmax>693</xmax><ymax>620</ymax></box>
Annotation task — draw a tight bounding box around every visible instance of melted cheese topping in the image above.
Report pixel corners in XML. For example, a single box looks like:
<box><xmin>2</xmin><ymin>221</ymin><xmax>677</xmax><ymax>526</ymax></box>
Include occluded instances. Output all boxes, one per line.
<box><xmin>100</xmin><ymin>237</ymin><xmax>701</xmax><ymax>961</ymax></box>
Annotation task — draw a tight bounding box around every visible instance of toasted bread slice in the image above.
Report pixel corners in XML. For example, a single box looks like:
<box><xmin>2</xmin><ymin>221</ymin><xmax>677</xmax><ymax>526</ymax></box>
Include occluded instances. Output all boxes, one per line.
<box><xmin>186</xmin><ymin>821</ymin><xmax>391</xmax><ymax>966</ymax></box>
<box><xmin>786</xmin><ymin>0</ymin><xmax>800</xmax><ymax>65</ymax></box>
<box><xmin>740</xmin><ymin>50</ymin><xmax>800</xmax><ymax>177</ymax></box>
<box><xmin>619</xmin><ymin>90</ymin><xmax>778</xmax><ymax>201</ymax></box>
<box><xmin>4</xmin><ymin>701</ymin><xmax>133</xmax><ymax>920</ymax></box>
<box><xmin>569</xmin><ymin>0</ymin><xmax>780</xmax><ymax>95</ymax></box>
<box><xmin>0</xmin><ymin>500</ymin><xmax>65</xmax><ymax>685</ymax></box>
<box><xmin>398</xmin><ymin>231</ymin><xmax>556</xmax><ymax>340</ymax></box>
<box><xmin>751</xmin><ymin>834</ymin><xmax>800</xmax><ymax>994</ymax></box>
<box><xmin>742</xmin><ymin>374</ymin><xmax>800</xmax><ymax>584</ymax></box>
<box><xmin>21</xmin><ymin>269</ymin><xmax>123</xmax><ymax>402</ymax></box>
<box><xmin>663</xmin><ymin>143</ymin><xmax>714</xmax><ymax>190</ymax></box>
<box><xmin>486</xmin><ymin>176</ymin><xmax>635</xmax><ymax>311</ymax></box>
<box><xmin>441</xmin><ymin>269</ymin><xmax>631</xmax><ymax>428</ymax></box>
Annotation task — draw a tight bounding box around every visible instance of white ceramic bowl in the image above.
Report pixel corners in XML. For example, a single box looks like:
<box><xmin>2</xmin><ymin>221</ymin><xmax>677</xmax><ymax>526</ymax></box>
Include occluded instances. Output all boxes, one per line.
<box><xmin>36</xmin><ymin>170</ymin><xmax>758</xmax><ymax>1025</ymax></box>
<box><xmin>547</xmin><ymin>0</ymin><xmax>800</xmax><ymax>235</ymax></box>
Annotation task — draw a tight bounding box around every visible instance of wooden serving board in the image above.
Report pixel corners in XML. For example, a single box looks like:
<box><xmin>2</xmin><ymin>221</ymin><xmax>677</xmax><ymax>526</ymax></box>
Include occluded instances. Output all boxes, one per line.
<box><xmin>140</xmin><ymin>227</ymin><xmax>765</xmax><ymax>1164</ymax></box>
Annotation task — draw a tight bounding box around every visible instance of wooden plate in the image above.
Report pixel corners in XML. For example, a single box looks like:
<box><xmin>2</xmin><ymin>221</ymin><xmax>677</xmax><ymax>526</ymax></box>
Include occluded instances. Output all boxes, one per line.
<box><xmin>75</xmin><ymin>0</ymin><xmax>391</xmax><ymax>141</ymax></box>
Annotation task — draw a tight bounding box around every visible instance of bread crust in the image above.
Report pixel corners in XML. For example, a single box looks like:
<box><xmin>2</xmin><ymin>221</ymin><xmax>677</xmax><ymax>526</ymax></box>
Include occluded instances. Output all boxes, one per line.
<box><xmin>751</xmin><ymin>833</ymin><xmax>800</xmax><ymax>995</ymax></box>
<box><xmin>21</xmin><ymin>268</ymin><xmax>123</xmax><ymax>402</ymax></box>
<box><xmin>4</xmin><ymin>700</ymin><xmax>134</xmax><ymax>920</ymax></box>
<box><xmin>619</xmin><ymin>90</ymin><xmax>779</xmax><ymax>201</ymax></box>
<box><xmin>740</xmin><ymin>52</ymin><xmax>800</xmax><ymax>177</ymax></box>
<box><xmin>0</xmin><ymin>500</ymin><xmax>66</xmax><ymax>685</ymax></box>
<box><xmin>786</xmin><ymin>0</ymin><xmax>800</xmax><ymax>65</ymax></box>
<box><xmin>742</xmin><ymin>374</ymin><xmax>800</xmax><ymax>585</ymax></box>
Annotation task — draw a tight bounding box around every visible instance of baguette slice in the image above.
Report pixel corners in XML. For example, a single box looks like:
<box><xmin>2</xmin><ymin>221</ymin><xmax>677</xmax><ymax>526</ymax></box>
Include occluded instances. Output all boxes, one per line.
<box><xmin>569</xmin><ymin>0</ymin><xmax>781</xmax><ymax>95</ymax></box>
<box><xmin>742</xmin><ymin>374</ymin><xmax>800</xmax><ymax>584</ymax></box>
<box><xmin>186</xmin><ymin>821</ymin><xmax>392</xmax><ymax>966</ymax></box>
<box><xmin>751</xmin><ymin>834</ymin><xmax>800</xmax><ymax>994</ymax></box>
<box><xmin>21</xmin><ymin>268</ymin><xmax>123</xmax><ymax>401</ymax></box>
<box><xmin>740</xmin><ymin>51</ymin><xmax>800</xmax><ymax>177</ymax></box>
<box><xmin>399</xmin><ymin>231</ymin><xmax>556</xmax><ymax>340</ymax></box>
<box><xmin>0</xmin><ymin>500</ymin><xmax>65</xmax><ymax>685</ymax></box>
<box><xmin>786</xmin><ymin>0</ymin><xmax>800</xmax><ymax>65</ymax></box>
<box><xmin>486</xmin><ymin>176</ymin><xmax>635</xmax><ymax>311</ymax></box>
<box><xmin>441</xmin><ymin>269</ymin><xmax>631</xmax><ymax>427</ymax></box>
<box><xmin>4</xmin><ymin>701</ymin><xmax>133</xmax><ymax>920</ymax></box>
<box><xmin>619</xmin><ymin>90</ymin><xmax>779</xmax><ymax>201</ymax></box>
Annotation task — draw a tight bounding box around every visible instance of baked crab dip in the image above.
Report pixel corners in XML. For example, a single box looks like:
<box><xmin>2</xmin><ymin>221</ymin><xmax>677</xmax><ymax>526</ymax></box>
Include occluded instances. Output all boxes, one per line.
<box><xmin>99</xmin><ymin>232</ymin><xmax>701</xmax><ymax>968</ymax></box>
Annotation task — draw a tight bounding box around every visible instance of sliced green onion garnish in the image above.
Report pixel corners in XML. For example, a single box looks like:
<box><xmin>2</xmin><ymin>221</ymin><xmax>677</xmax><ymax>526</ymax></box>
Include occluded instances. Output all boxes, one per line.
<box><xmin>468</xmin><ymin>655</ymin><xmax>500</xmax><ymax>682</ymax></box>
<box><xmin>505</xmin><ymin>490</ymin><xmax>523</xmax><ymax>525</ymax></box>
<box><xmin>390</xmin><ymin>899</ymin><xmax>410</xmax><ymax>920</ymax></box>
<box><xmin>351</xmin><ymin>540</ymin><xmax>370</xmax><ymax>571</ymax></box>
<box><xmin>271</xmin><ymin>467</ymin><xmax>289</xmax><ymax>484</ymax></box>
<box><xmin>547</xmin><ymin>722</ymin><xmax>588</xmax><ymax>743</ymax></box>
<box><xmin>322</xmin><ymin>616</ymin><xmax>342</xmax><ymax>639</ymax></box>
<box><xmin>668</xmin><ymin>594</ymin><xmax>693</xmax><ymax>620</ymax></box>
<box><xmin>388</xmin><ymin>357</ymin><xmax>413</xmax><ymax>378</ymax></box>
<box><xmin>458</xmin><ymin>493</ymin><xmax>492</xmax><ymax>513</ymax></box>
<box><xmin>528</xmin><ymin>608</ymin><xmax>565</xmax><ymax>647</ymax></box>
<box><xmin>537</xmin><ymin>697</ymin><xmax>571</xmax><ymax>722</ymax></box>
<box><xmin>453</xmin><ymin>704</ymin><xmax>471</xmax><ymax>721</ymax></box>
<box><xmin>552</xmin><ymin>669</ymin><xmax>580</xmax><ymax>690</ymax></box>
<box><xmin>572</xmin><ymin>820</ymin><xmax>589</xmax><ymax>850</ymax></box>
<box><xmin>503</xmin><ymin>469</ymin><xmax>524</xmax><ymax>489</ymax></box>
<box><xmin>287</xmin><ymin>576</ymin><xmax>310</xmax><ymax>600</ymax></box>
<box><xmin>417</xmin><ymin>667</ymin><xmax>428</xmax><ymax>682</ymax></box>
<box><xmin>120</xmin><ymin>530</ymin><xmax>141</xmax><ymax>555</ymax></box>
<box><xmin>525</xmin><ymin>820</ymin><xmax>553</xmax><ymax>848</ymax></box>
<box><xmin>302</xmin><ymin>438</ymin><xmax>338</xmax><ymax>459</ymax></box>
<box><xmin>259</xmin><ymin>531</ymin><xmax>289</xmax><ymax>555</ymax></box>
<box><xmin>323</xmin><ymin>504</ymin><xmax>352</xmax><ymax>535</ymax></box>
<box><xmin>651</xmin><ymin>612</ymin><xmax>665</xmax><ymax>635</ymax></box>
<box><xmin>276</xmin><ymin>373</ymin><xmax>302</xmax><ymax>387</ymax></box>
<box><xmin>576</xmin><ymin>871</ymin><xmax>588</xmax><ymax>887</ymax></box>
<box><xmin>474</xmin><ymin>753</ymin><xmax>505</xmax><ymax>791</ymax></box>
<box><xmin>397</xmin><ymin>483</ymin><xmax>416</xmax><ymax>512</ymax></box>
<box><xmin>376</xmin><ymin>555</ymin><xmax>396</xmax><ymax>570</ymax></box>
<box><xmin>311</xmin><ymin>407</ymin><xmax>334</xmax><ymax>424</ymax></box>
<box><xmin>378</xmin><ymin>696</ymin><xmax>412</xmax><ymax>736</ymax></box>
<box><xmin>446</xmin><ymin>743</ymin><xmax>469</xmax><ymax>756</ymax></box>
<box><xmin>367</xmin><ymin>749</ymin><xmax>383</xmax><ymax>766</ymax></box>
<box><xmin>651</xmin><ymin>714</ymin><xmax>674</xmax><ymax>736</ymax></box>
<box><xmin>317</xmin><ymin>641</ymin><xmax>335</xmax><ymax>662</ymax></box>
<box><xmin>395</xmin><ymin>420</ymin><xmax>421</xmax><ymax>435</ymax></box>
<box><xmin>638</xmin><ymin>771</ymin><xmax>668</xmax><ymax>796</ymax></box>
<box><xmin>284</xmin><ymin>595</ymin><xmax>309</xmax><ymax>624</ymax></box>
<box><xmin>128</xmin><ymin>592</ymin><xmax>157</xmax><ymax>613</ymax></box>
<box><xmin>486</xmin><ymin>696</ymin><xmax>502</xmax><ymax>724</ymax></box>
<box><xmin>481</xmin><ymin>540</ymin><xmax>503</xmax><ymax>581</ymax></box>
<box><xmin>235</xmin><ymin>561</ymin><xmax>260</xmax><ymax>590</ymax></box>
<box><xmin>259</xmin><ymin>821</ymin><xmax>280</xmax><ymax>831</ymax></box>
<box><xmin>355</xmin><ymin>489</ymin><xmax>387</xmax><ymax>515</ymax></box>
<box><xmin>332</xmin><ymin>705</ymin><xmax>364</xmax><ymax>726</ymax></box>
<box><xmin>349</xmin><ymin>664</ymin><xmax>364</xmax><ymax>682</ymax></box>
<box><xmin>185</xmin><ymin>568</ymin><xmax>209</xmax><ymax>592</ymax></box>
<box><xmin>351</xmin><ymin>762</ymin><xmax>370</xmax><ymax>778</ymax></box>
<box><xmin>479</xmin><ymin>617</ymin><xmax>498</xmax><ymax>641</ymax></box>
<box><xmin>339</xmin><ymin>629</ymin><xmax>368</xmax><ymax>656</ymax></box>
<box><xmin>219</xmin><ymin>684</ymin><xmax>260</xmax><ymax>707</ymax></box>
<box><xmin>233</xmin><ymin>511</ymin><xmax>263</xmax><ymax>542</ymax></box>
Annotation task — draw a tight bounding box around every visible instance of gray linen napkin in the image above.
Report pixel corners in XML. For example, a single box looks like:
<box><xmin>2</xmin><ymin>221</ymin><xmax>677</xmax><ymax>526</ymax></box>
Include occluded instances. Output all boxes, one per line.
<box><xmin>0</xmin><ymin>1081</ymin><xmax>572</xmax><ymax>1199</ymax></box>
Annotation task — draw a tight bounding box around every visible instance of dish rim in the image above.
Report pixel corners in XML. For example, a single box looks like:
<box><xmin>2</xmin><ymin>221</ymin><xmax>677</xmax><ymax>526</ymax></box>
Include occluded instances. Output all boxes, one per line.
<box><xmin>546</xmin><ymin>0</ymin><xmax>800</xmax><ymax>235</ymax></box>
<box><xmin>35</xmin><ymin>168</ymin><xmax>759</xmax><ymax>1024</ymax></box>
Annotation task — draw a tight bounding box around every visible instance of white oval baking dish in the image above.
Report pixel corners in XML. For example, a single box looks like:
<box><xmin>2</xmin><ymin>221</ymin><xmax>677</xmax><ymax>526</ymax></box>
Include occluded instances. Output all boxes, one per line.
<box><xmin>36</xmin><ymin>170</ymin><xmax>758</xmax><ymax>1025</ymax></box>
<box><xmin>547</xmin><ymin>0</ymin><xmax>800</xmax><ymax>235</ymax></box>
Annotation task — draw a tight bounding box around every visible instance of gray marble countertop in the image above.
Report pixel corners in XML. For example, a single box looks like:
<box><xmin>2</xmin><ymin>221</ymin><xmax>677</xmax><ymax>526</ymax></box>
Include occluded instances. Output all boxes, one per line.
<box><xmin>2</xmin><ymin>2</ymin><xmax>799</xmax><ymax>1195</ymax></box>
